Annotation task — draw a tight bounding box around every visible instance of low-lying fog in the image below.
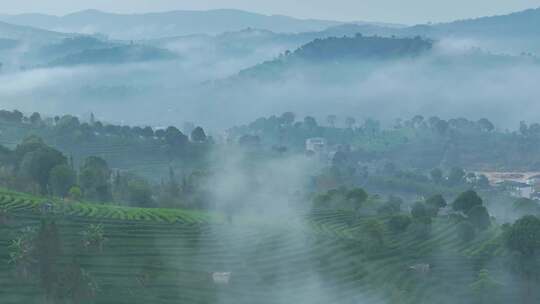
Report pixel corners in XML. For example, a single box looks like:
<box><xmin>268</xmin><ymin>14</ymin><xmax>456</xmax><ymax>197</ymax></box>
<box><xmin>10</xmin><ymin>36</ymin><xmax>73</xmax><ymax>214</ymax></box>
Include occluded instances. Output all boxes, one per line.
<box><xmin>1</xmin><ymin>40</ymin><xmax>539</xmax><ymax>130</ymax></box>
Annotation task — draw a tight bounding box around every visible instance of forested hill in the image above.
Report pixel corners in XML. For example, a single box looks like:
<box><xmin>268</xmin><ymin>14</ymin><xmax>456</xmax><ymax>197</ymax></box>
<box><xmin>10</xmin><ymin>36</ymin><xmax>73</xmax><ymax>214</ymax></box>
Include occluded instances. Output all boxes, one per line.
<box><xmin>404</xmin><ymin>7</ymin><xmax>540</xmax><ymax>38</ymax></box>
<box><xmin>48</xmin><ymin>45</ymin><xmax>177</xmax><ymax>67</ymax></box>
<box><xmin>236</xmin><ymin>35</ymin><xmax>432</xmax><ymax>80</ymax></box>
<box><xmin>0</xmin><ymin>20</ymin><xmax>69</xmax><ymax>44</ymax></box>
<box><xmin>290</xmin><ymin>35</ymin><xmax>432</xmax><ymax>62</ymax></box>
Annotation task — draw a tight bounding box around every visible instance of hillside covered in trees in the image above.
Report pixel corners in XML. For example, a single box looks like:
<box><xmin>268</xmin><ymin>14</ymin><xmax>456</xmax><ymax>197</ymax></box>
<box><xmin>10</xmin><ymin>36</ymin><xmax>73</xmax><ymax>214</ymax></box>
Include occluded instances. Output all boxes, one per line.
<box><xmin>237</xmin><ymin>35</ymin><xmax>433</xmax><ymax>80</ymax></box>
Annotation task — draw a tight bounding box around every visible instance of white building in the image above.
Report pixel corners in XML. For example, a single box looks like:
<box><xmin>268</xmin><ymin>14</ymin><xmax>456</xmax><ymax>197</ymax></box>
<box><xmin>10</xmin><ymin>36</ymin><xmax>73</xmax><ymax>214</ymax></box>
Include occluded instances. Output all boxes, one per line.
<box><xmin>305</xmin><ymin>137</ymin><xmax>327</xmax><ymax>153</ymax></box>
<box><xmin>512</xmin><ymin>186</ymin><xmax>534</xmax><ymax>199</ymax></box>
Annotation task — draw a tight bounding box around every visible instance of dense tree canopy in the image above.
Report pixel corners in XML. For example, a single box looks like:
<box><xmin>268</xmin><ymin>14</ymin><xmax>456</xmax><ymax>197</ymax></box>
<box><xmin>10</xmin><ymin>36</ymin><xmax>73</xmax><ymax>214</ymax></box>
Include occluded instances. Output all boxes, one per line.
<box><xmin>15</xmin><ymin>136</ymin><xmax>67</xmax><ymax>194</ymax></box>
<box><xmin>411</xmin><ymin>201</ymin><xmax>430</xmax><ymax>221</ymax></box>
<box><xmin>453</xmin><ymin>190</ymin><xmax>483</xmax><ymax>214</ymax></box>
<box><xmin>425</xmin><ymin>194</ymin><xmax>447</xmax><ymax>216</ymax></box>
<box><xmin>49</xmin><ymin>164</ymin><xmax>77</xmax><ymax>198</ymax></box>
<box><xmin>191</xmin><ymin>127</ymin><xmax>207</xmax><ymax>143</ymax></box>
<box><xmin>506</xmin><ymin>215</ymin><xmax>540</xmax><ymax>256</ymax></box>
<box><xmin>467</xmin><ymin>205</ymin><xmax>491</xmax><ymax>231</ymax></box>
<box><xmin>80</xmin><ymin>156</ymin><xmax>112</xmax><ymax>202</ymax></box>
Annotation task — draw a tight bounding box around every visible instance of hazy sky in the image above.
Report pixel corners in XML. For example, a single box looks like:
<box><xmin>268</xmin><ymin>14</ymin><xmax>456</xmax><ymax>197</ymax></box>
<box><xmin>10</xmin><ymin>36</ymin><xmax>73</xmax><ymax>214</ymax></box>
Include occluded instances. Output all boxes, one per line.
<box><xmin>3</xmin><ymin>0</ymin><xmax>540</xmax><ymax>24</ymax></box>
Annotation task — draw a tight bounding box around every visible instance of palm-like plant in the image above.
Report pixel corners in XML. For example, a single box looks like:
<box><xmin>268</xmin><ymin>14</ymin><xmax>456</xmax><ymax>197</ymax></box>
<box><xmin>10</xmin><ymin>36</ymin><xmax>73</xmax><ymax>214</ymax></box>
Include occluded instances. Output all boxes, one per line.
<box><xmin>81</xmin><ymin>224</ymin><xmax>106</xmax><ymax>252</ymax></box>
<box><xmin>7</xmin><ymin>227</ymin><xmax>37</xmax><ymax>279</ymax></box>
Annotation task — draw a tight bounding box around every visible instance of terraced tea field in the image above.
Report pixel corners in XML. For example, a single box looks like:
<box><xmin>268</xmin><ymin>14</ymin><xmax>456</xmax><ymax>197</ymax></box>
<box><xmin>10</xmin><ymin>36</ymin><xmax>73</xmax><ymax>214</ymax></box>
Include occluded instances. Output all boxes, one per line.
<box><xmin>0</xmin><ymin>190</ymin><xmax>509</xmax><ymax>304</ymax></box>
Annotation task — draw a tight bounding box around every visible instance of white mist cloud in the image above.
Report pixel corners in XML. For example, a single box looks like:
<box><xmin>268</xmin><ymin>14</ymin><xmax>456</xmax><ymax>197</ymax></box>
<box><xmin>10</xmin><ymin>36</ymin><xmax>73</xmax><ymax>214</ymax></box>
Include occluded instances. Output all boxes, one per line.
<box><xmin>2</xmin><ymin>51</ymin><xmax>540</xmax><ymax>131</ymax></box>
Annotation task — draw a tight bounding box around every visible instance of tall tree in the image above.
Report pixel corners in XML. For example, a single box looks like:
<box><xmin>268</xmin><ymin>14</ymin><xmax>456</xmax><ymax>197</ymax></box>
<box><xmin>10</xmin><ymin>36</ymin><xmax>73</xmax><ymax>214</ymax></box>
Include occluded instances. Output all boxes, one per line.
<box><xmin>411</xmin><ymin>201</ymin><xmax>430</xmax><ymax>221</ymax></box>
<box><xmin>505</xmin><ymin>215</ymin><xmax>540</xmax><ymax>303</ymax></box>
<box><xmin>279</xmin><ymin>112</ymin><xmax>296</xmax><ymax>125</ymax></box>
<box><xmin>345</xmin><ymin>117</ymin><xmax>356</xmax><ymax>129</ymax></box>
<box><xmin>467</xmin><ymin>205</ymin><xmax>491</xmax><ymax>231</ymax></box>
<box><xmin>326</xmin><ymin>115</ymin><xmax>337</xmax><ymax>128</ymax></box>
<box><xmin>164</xmin><ymin>126</ymin><xmax>188</xmax><ymax>154</ymax></box>
<box><xmin>453</xmin><ymin>190</ymin><xmax>483</xmax><ymax>214</ymax></box>
<box><xmin>17</xmin><ymin>139</ymin><xmax>67</xmax><ymax>194</ymax></box>
<box><xmin>477</xmin><ymin>118</ymin><xmax>495</xmax><ymax>132</ymax></box>
<box><xmin>29</xmin><ymin>112</ymin><xmax>42</xmax><ymax>125</ymax></box>
<box><xmin>49</xmin><ymin>165</ymin><xmax>77</xmax><ymax>198</ymax></box>
<box><xmin>346</xmin><ymin>188</ymin><xmax>368</xmax><ymax>213</ymax></box>
<box><xmin>79</xmin><ymin>156</ymin><xmax>111</xmax><ymax>202</ymax></box>
<box><xmin>191</xmin><ymin>127</ymin><xmax>207</xmax><ymax>143</ymax></box>
<box><xmin>448</xmin><ymin>167</ymin><xmax>466</xmax><ymax>185</ymax></box>
<box><xmin>425</xmin><ymin>194</ymin><xmax>447</xmax><ymax>216</ymax></box>
<box><xmin>303</xmin><ymin>116</ymin><xmax>318</xmax><ymax>130</ymax></box>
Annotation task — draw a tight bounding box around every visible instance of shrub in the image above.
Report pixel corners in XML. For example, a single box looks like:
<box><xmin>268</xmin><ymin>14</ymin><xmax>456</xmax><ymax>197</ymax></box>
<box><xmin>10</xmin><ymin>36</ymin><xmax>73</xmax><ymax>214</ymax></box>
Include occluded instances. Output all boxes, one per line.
<box><xmin>81</xmin><ymin>224</ymin><xmax>106</xmax><ymax>252</ymax></box>
<box><xmin>387</xmin><ymin>215</ymin><xmax>412</xmax><ymax>233</ymax></box>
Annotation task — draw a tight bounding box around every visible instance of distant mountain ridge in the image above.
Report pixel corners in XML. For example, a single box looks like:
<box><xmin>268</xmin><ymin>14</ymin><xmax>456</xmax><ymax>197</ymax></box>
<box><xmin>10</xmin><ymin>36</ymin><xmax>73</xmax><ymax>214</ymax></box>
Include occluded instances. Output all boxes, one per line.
<box><xmin>3</xmin><ymin>7</ymin><xmax>540</xmax><ymax>52</ymax></box>
<box><xmin>403</xmin><ymin>7</ymin><xmax>540</xmax><ymax>38</ymax></box>
<box><xmin>2</xmin><ymin>7</ymin><xmax>540</xmax><ymax>70</ymax></box>
<box><xmin>0</xmin><ymin>20</ymin><xmax>70</xmax><ymax>44</ymax></box>
<box><xmin>47</xmin><ymin>45</ymin><xmax>177</xmax><ymax>67</ymax></box>
<box><xmin>145</xmin><ymin>23</ymin><xmax>401</xmax><ymax>67</ymax></box>
<box><xmin>0</xmin><ymin>9</ymin><xmax>347</xmax><ymax>39</ymax></box>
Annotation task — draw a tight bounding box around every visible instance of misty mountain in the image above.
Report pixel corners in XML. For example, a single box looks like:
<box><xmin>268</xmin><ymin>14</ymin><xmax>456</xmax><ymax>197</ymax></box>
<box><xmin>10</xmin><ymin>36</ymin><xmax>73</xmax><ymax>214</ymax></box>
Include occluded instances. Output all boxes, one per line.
<box><xmin>398</xmin><ymin>8</ymin><xmax>540</xmax><ymax>54</ymax></box>
<box><xmin>408</xmin><ymin>8</ymin><xmax>540</xmax><ymax>38</ymax></box>
<box><xmin>0</xmin><ymin>20</ymin><xmax>69</xmax><ymax>44</ymax></box>
<box><xmin>236</xmin><ymin>35</ymin><xmax>433</xmax><ymax>80</ymax></box>
<box><xmin>24</xmin><ymin>36</ymin><xmax>120</xmax><ymax>65</ymax></box>
<box><xmin>38</xmin><ymin>36</ymin><xmax>113</xmax><ymax>57</ymax></box>
<box><xmin>320</xmin><ymin>8</ymin><xmax>540</xmax><ymax>54</ymax></box>
<box><xmin>151</xmin><ymin>22</ymin><xmax>401</xmax><ymax>49</ymax></box>
<box><xmin>0</xmin><ymin>21</ymin><xmax>74</xmax><ymax>71</ymax></box>
<box><xmin>0</xmin><ymin>32</ymin><xmax>177</xmax><ymax>69</ymax></box>
<box><xmin>290</xmin><ymin>35</ymin><xmax>432</xmax><ymax>61</ymax></box>
<box><xmin>147</xmin><ymin>28</ymin><xmax>295</xmax><ymax>64</ymax></box>
<box><xmin>145</xmin><ymin>7</ymin><xmax>540</xmax><ymax>74</ymax></box>
<box><xmin>47</xmin><ymin>44</ymin><xmax>177</xmax><ymax>67</ymax></box>
<box><xmin>173</xmin><ymin>33</ymin><xmax>540</xmax><ymax>130</ymax></box>
<box><xmin>141</xmin><ymin>7</ymin><xmax>540</xmax><ymax>57</ymax></box>
<box><xmin>147</xmin><ymin>24</ymin><xmax>408</xmax><ymax>73</ymax></box>
<box><xmin>3</xmin><ymin>8</ymin><xmax>540</xmax><ymax>130</ymax></box>
<box><xmin>0</xmin><ymin>9</ymin><xmax>346</xmax><ymax>40</ymax></box>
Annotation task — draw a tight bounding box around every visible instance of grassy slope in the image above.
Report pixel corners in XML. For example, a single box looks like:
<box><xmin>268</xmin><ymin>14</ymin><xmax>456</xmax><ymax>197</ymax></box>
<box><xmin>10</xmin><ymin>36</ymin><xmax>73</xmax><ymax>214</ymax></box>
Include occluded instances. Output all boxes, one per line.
<box><xmin>0</xmin><ymin>189</ymin><xmax>506</xmax><ymax>304</ymax></box>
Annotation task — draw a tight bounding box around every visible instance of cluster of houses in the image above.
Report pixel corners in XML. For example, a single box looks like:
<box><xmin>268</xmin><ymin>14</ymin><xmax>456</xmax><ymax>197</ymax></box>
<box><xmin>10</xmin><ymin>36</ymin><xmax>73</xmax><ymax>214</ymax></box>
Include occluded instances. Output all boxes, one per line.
<box><xmin>305</xmin><ymin>138</ymin><xmax>327</xmax><ymax>154</ymax></box>
<box><xmin>305</xmin><ymin>137</ymin><xmax>352</xmax><ymax>165</ymax></box>
<box><xmin>478</xmin><ymin>171</ymin><xmax>540</xmax><ymax>199</ymax></box>
<box><xmin>306</xmin><ymin>137</ymin><xmax>540</xmax><ymax>202</ymax></box>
